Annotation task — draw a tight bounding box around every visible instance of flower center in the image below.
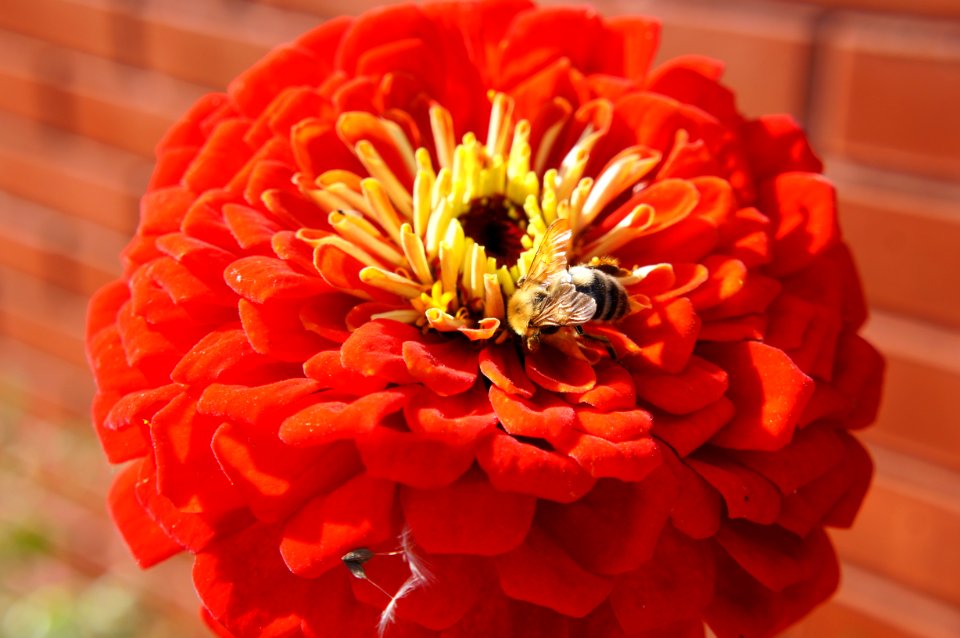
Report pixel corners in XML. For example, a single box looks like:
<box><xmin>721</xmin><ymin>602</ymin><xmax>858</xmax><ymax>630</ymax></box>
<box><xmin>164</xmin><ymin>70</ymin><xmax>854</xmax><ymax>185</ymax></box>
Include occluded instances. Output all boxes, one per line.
<box><xmin>460</xmin><ymin>195</ymin><xmax>527</xmax><ymax>268</ymax></box>
<box><xmin>292</xmin><ymin>93</ymin><xmax>663</xmax><ymax>342</ymax></box>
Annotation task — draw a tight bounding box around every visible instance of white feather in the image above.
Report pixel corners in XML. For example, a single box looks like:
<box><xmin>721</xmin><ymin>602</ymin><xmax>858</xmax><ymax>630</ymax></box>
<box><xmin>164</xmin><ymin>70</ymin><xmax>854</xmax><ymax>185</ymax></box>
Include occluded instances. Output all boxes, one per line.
<box><xmin>377</xmin><ymin>527</ymin><xmax>433</xmax><ymax>637</ymax></box>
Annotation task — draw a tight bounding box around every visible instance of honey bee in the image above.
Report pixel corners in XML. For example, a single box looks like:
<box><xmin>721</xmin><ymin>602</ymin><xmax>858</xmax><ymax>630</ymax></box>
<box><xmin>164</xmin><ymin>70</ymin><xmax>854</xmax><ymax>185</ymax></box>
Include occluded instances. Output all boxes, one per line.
<box><xmin>507</xmin><ymin>218</ymin><xmax>636</xmax><ymax>350</ymax></box>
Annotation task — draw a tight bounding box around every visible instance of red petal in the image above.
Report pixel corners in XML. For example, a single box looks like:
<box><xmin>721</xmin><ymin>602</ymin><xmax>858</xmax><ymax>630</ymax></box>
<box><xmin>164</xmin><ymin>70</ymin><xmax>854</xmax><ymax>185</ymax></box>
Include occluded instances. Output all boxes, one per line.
<box><xmin>538</xmin><ymin>465</ymin><xmax>679</xmax><ymax>575</ymax></box>
<box><xmin>278</xmin><ymin>387</ymin><xmax>414</xmax><ymax>446</ymax></box>
<box><xmin>401</xmin><ymin>468</ymin><xmax>536</xmax><ymax>555</ymax></box>
<box><xmin>609</xmin><ymin>527</ymin><xmax>715</xmax><ymax>633</ymax></box>
<box><xmin>647</xmin><ymin>57</ymin><xmax>738</xmax><ymax>126</ymax></box>
<box><xmin>740</xmin><ymin>114</ymin><xmax>823</xmax><ymax>180</ymax></box>
<box><xmin>489</xmin><ymin>386</ymin><xmax>576</xmax><ymax>443</ymax></box>
<box><xmin>155</xmin><ymin>232</ymin><xmax>236</xmax><ymax>284</ymax></box>
<box><xmin>730</xmin><ymin>425</ymin><xmax>846</xmax><ymax>494</ymax></box>
<box><xmin>402</xmin><ymin>338</ymin><xmax>479</xmax><ymax>396</ymax></box>
<box><xmin>228</xmin><ymin>41</ymin><xmax>334</xmax><ymax>116</ymax></box>
<box><xmin>170</xmin><ymin>325</ymin><xmax>264</xmax><ymax>386</ymax></box>
<box><xmin>102</xmin><ymin>383</ymin><xmax>182</xmax><ymax>431</ymax></box>
<box><xmin>194</xmin><ymin>523</ymin><xmax>308</xmax><ymax>638</ymax></box>
<box><xmin>87</xmin><ymin>280</ymin><xmax>129</xmax><ymax>340</ymax></box>
<box><xmin>87</xmin><ymin>324</ymin><xmax>155</xmax><ymax>393</ymax></box>
<box><xmin>239</xmin><ymin>298</ymin><xmax>332</xmax><ymax>361</ymax></box>
<box><xmin>633</xmin><ymin>355</ymin><xmax>728</xmax><ymax>415</ymax></box>
<box><xmin>524</xmin><ymin>345</ymin><xmax>597</xmax><ymax>393</ymax></box>
<box><xmin>340</xmin><ymin>319</ymin><xmax>419</xmax><ymax>384</ymax></box>
<box><xmin>92</xmin><ymin>392</ymin><xmax>151</xmax><ymax>462</ymax></box>
<box><xmin>134</xmin><ymin>455</ymin><xmax>253</xmax><ymax>552</ymax></box>
<box><xmin>607</xmin><ymin>16</ymin><xmax>661</xmax><ymax>82</ymax></box>
<box><xmin>567</xmin><ymin>363</ymin><xmax>636</xmax><ymax>410</ymax></box>
<box><xmin>137</xmin><ymin>187</ymin><xmax>195</xmax><ymax>235</ymax></box>
<box><xmin>358</xmin><ymin>425</ymin><xmax>476</xmax><ymax>488</ymax></box>
<box><xmin>664</xmin><ymin>451</ymin><xmax>723</xmax><ymax>539</ymax></box>
<box><xmin>150</xmin><ymin>392</ymin><xmax>245</xmax><ymax>514</ymax></box>
<box><xmin>225</xmin><ymin>256</ymin><xmax>328</xmax><ymax>303</ymax></box>
<box><xmin>300</xmin><ymin>293</ymin><xmax>363</xmax><ymax>343</ymax></box>
<box><xmin>197</xmin><ymin>378</ymin><xmax>321</xmax><ymax>428</ymax></box>
<box><xmin>478</xmin><ymin>342</ymin><xmax>536</xmax><ymax>398</ymax></box>
<box><xmin>212</xmin><ymin>424</ymin><xmax>361</xmax><ymax>523</ymax></box>
<box><xmin>222</xmin><ymin>204</ymin><xmax>284</xmax><ymax>252</ymax></box>
<box><xmin>621</xmin><ymin>298</ymin><xmax>700</xmax><ymax>373</ymax></box>
<box><xmin>477</xmin><ymin>432</ymin><xmax>595</xmax><ymax>503</ymax></box>
<box><xmin>495</xmin><ymin>527</ymin><xmax>612</xmax><ymax>618</ymax></box>
<box><xmin>280</xmin><ymin>474</ymin><xmax>395</xmax><ymax>578</ymax></box>
<box><xmin>573</xmin><ymin>406</ymin><xmax>652</xmax><ymax>443</ymax></box>
<box><xmin>698</xmin><ymin>272</ymin><xmax>781</xmax><ymax>322</ymax></box>
<box><xmin>303</xmin><ymin>349</ymin><xmax>389</xmax><ymax>394</ymax></box>
<box><xmin>688</xmin><ymin>451</ymin><xmax>781</xmax><ymax>524</ymax></box>
<box><xmin>404</xmin><ymin>383</ymin><xmax>498</xmax><ymax>441</ymax></box>
<box><xmin>705</xmin><ymin>534</ymin><xmax>839</xmax><ymax>638</ymax></box>
<box><xmin>703</xmin><ymin>341</ymin><xmax>815</xmax><ymax>451</ymax></box>
<box><xmin>716</xmin><ymin>521</ymin><xmax>831</xmax><ymax>592</ymax></box>
<box><xmin>760</xmin><ymin>172</ymin><xmax>840</xmax><ymax>277</ymax></box>
<box><xmin>776</xmin><ymin>432</ymin><xmax>871</xmax><ymax>537</ymax></box>
<box><xmin>107</xmin><ymin>461</ymin><xmax>183</xmax><ymax>567</ymax></box>
<box><xmin>183</xmin><ymin>119</ymin><xmax>253</xmax><ymax>192</ymax></box>
<box><xmin>686</xmin><ymin>256</ymin><xmax>748</xmax><ymax>312</ymax></box>
<box><xmin>651</xmin><ymin>397</ymin><xmax>735</xmax><ymax>457</ymax></box>
<box><xmin>560</xmin><ymin>433</ymin><xmax>662</xmax><ymax>482</ymax></box>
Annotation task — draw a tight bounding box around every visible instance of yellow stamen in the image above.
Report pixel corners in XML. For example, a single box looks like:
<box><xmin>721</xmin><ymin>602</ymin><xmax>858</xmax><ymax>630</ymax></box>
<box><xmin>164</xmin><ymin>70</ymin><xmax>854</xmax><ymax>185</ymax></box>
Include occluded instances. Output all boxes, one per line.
<box><xmin>361</xmin><ymin>178</ymin><xmax>403</xmax><ymax>245</ymax></box>
<box><xmin>372</xmin><ymin>309</ymin><xmax>422</xmax><ymax>323</ymax></box>
<box><xmin>399</xmin><ymin>224</ymin><xmax>433</xmax><ymax>285</ymax></box>
<box><xmin>297</xmin><ymin>232</ymin><xmax>381</xmax><ymax>270</ymax></box>
<box><xmin>429</xmin><ymin>104</ymin><xmax>456</xmax><ymax>170</ymax></box>
<box><xmin>425</xmin><ymin>308</ymin><xmax>468</xmax><ymax>332</ymax></box>
<box><xmin>486</xmin><ymin>92</ymin><xmax>514</xmax><ymax>158</ymax></box>
<box><xmin>329</xmin><ymin>211</ymin><xmax>406</xmax><ymax>268</ymax></box>
<box><xmin>580</xmin><ymin>204</ymin><xmax>656</xmax><ymax>260</ymax></box>
<box><xmin>355</xmin><ymin>140</ymin><xmax>413</xmax><ymax>218</ymax></box>
<box><xmin>324</xmin><ymin>181</ymin><xmax>373</xmax><ymax>217</ymax></box>
<box><xmin>359</xmin><ymin>267</ymin><xmax>425</xmax><ymax>299</ymax></box>
<box><xmin>483</xmin><ymin>273</ymin><xmax>504</xmax><ymax>319</ymax></box>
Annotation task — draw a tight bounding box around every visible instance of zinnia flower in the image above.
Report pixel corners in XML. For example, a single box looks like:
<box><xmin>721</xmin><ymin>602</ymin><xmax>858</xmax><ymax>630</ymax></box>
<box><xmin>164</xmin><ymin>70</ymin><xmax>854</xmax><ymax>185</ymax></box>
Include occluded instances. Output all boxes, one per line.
<box><xmin>85</xmin><ymin>1</ymin><xmax>884</xmax><ymax>637</ymax></box>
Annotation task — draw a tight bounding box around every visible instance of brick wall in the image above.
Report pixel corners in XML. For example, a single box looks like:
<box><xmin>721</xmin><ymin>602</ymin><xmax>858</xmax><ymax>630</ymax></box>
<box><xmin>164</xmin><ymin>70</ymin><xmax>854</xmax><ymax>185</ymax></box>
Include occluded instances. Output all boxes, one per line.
<box><xmin>0</xmin><ymin>0</ymin><xmax>957</xmax><ymax>636</ymax></box>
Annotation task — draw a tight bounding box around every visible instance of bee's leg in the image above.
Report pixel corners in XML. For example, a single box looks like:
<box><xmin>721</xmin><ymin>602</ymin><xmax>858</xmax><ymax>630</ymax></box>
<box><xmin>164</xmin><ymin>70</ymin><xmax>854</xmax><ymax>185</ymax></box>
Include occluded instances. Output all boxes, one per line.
<box><xmin>575</xmin><ymin>326</ymin><xmax>617</xmax><ymax>359</ymax></box>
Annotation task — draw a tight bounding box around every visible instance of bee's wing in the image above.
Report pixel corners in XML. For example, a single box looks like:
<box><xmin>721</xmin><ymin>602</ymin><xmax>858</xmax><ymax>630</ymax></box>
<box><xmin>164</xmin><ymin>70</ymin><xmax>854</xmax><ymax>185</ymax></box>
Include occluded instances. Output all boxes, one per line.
<box><xmin>531</xmin><ymin>281</ymin><xmax>597</xmax><ymax>327</ymax></box>
<box><xmin>524</xmin><ymin>218</ymin><xmax>571</xmax><ymax>287</ymax></box>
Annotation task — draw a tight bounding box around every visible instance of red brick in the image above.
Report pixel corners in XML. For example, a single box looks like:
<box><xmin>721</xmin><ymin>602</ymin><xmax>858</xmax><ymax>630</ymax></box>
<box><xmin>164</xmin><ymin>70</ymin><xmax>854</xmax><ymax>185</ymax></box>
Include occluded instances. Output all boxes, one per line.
<box><xmin>0</xmin><ymin>29</ymin><xmax>208</xmax><ymax>157</ymax></box>
<box><xmin>831</xmin><ymin>442</ymin><xmax>960</xmax><ymax>607</ymax></box>
<box><xmin>832</xmin><ymin>161</ymin><xmax>960</xmax><ymax>329</ymax></box>
<box><xmin>789</xmin><ymin>562</ymin><xmax>960</xmax><ymax>638</ymax></box>
<box><xmin>0</xmin><ymin>112</ymin><xmax>148</xmax><ymax>234</ymax></box>
<box><xmin>862</xmin><ymin>312</ymin><xmax>960</xmax><ymax>473</ymax></box>
<box><xmin>812</xmin><ymin>13</ymin><xmax>960</xmax><ymax>181</ymax></box>
<box><xmin>539</xmin><ymin>0</ymin><xmax>821</xmax><ymax>119</ymax></box>
<box><xmin>254</xmin><ymin>0</ymin><xmax>379</xmax><ymax>15</ymax></box>
<box><xmin>0</xmin><ymin>335</ymin><xmax>93</xmax><ymax>417</ymax></box>
<box><xmin>0</xmin><ymin>190</ymin><xmax>125</xmax><ymax>296</ymax></box>
<box><xmin>0</xmin><ymin>264</ymin><xmax>87</xmax><ymax>367</ymax></box>
<box><xmin>787</xmin><ymin>0</ymin><xmax>960</xmax><ymax>20</ymax></box>
<box><xmin>0</xmin><ymin>0</ymin><xmax>318</xmax><ymax>88</ymax></box>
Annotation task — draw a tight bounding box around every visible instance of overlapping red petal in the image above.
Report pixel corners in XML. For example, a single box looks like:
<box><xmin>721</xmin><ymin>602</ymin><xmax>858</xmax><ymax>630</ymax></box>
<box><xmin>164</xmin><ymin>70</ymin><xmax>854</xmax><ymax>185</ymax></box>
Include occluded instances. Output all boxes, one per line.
<box><xmin>86</xmin><ymin>1</ymin><xmax>882</xmax><ymax>637</ymax></box>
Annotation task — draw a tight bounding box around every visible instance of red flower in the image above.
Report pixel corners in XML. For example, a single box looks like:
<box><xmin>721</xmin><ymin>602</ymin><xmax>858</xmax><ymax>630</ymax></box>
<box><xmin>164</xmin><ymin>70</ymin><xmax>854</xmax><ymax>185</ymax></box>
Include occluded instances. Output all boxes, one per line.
<box><xmin>87</xmin><ymin>2</ymin><xmax>884</xmax><ymax>637</ymax></box>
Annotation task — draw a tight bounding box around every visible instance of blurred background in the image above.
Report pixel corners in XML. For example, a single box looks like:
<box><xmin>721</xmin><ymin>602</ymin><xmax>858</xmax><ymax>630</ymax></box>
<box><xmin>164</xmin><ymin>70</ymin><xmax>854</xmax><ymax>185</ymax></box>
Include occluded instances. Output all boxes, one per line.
<box><xmin>0</xmin><ymin>0</ymin><xmax>957</xmax><ymax>636</ymax></box>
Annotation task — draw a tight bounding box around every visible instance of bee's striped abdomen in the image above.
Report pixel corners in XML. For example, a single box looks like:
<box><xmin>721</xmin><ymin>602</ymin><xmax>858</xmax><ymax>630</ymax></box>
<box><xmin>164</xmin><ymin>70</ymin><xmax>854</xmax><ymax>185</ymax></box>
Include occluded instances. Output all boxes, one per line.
<box><xmin>570</xmin><ymin>266</ymin><xmax>630</xmax><ymax>322</ymax></box>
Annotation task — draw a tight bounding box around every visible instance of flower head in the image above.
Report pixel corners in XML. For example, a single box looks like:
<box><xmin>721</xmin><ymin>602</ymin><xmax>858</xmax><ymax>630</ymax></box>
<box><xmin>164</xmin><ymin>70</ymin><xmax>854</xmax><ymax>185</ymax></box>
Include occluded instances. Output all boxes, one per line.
<box><xmin>87</xmin><ymin>2</ymin><xmax>884</xmax><ymax>637</ymax></box>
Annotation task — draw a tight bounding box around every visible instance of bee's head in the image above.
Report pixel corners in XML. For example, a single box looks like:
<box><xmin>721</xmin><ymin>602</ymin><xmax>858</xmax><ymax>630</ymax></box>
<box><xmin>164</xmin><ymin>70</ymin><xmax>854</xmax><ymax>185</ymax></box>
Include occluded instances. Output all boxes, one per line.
<box><xmin>506</xmin><ymin>289</ymin><xmax>533</xmax><ymax>336</ymax></box>
<box><xmin>506</xmin><ymin>288</ymin><xmax>548</xmax><ymax>337</ymax></box>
